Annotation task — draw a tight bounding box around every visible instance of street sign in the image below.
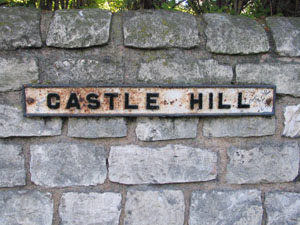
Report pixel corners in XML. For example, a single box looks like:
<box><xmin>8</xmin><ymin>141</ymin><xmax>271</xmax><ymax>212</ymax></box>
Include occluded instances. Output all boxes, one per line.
<box><xmin>23</xmin><ymin>85</ymin><xmax>275</xmax><ymax>117</ymax></box>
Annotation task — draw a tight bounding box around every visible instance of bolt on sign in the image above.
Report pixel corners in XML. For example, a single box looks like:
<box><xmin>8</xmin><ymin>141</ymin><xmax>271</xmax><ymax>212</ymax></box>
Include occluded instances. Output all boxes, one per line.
<box><xmin>23</xmin><ymin>85</ymin><xmax>275</xmax><ymax>117</ymax></box>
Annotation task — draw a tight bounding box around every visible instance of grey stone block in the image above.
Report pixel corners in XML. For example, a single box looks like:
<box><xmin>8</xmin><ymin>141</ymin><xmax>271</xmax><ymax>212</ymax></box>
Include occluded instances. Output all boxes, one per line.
<box><xmin>267</xmin><ymin>17</ymin><xmax>300</xmax><ymax>56</ymax></box>
<box><xmin>226</xmin><ymin>142</ymin><xmax>299</xmax><ymax>184</ymax></box>
<box><xmin>190</xmin><ymin>190</ymin><xmax>263</xmax><ymax>225</ymax></box>
<box><xmin>0</xmin><ymin>144</ymin><xmax>25</xmax><ymax>187</ymax></box>
<box><xmin>0</xmin><ymin>104</ymin><xmax>62</xmax><ymax>137</ymax></box>
<box><xmin>236</xmin><ymin>63</ymin><xmax>300</xmax><ymax>97</ymax></box>
<box><xmin>0</xmin><ymin>57</ymin><xmax>39</xmax><ymax>92</ymax></box>
<box><xmin>0</xmin><ymin>7</ymin><xmax>42</xmax><ymax>49</ymax></box>
<box><xmin>109</xmin><ymin>144</ymin><xmax>217</xmax><ymax>184</ymax></box>
<box><xmin>203</xmin><ymin>13</ymin><xmax>269</xmax><ymax>54</ymax></box>
<box><xmin>123</xmin><ymin>10</ymin><xmax>200</xmax><ymax>48</ymax></box>
<box><xmin>124</xmin><ymin>190</ymin><xmax>184</xmax><ymax>225</ymax></box>
<box><xmin>45</xmin><ymin>58</ymin><xmax>122</xmax><ymax>84</ymax></box>
<box><xmin>283</xmin><ymin>104</ymin><xmax>300</xmax><ymax>137</ymax></box>
<box><xmin>136</xmin><ymin>117</ymin><xmax>198</xmax><ymax>141</ymax></box>
<box><xmin>0</xmin><ymin>191</ymin><xmax>53</xmax><ymax>225</ymax></box>
<box><xmin>137</xmin><ymin>59</ymin><xmax>233</xmax><ymax>84</ymax></box>
<box><xmin>203</xmin><ymin>116</ymin><xmax>275</xmax><ymax>137</ymax></box>
<box><xmin>68</xmin><ymin>118</ymin><xmax>127</xmax><ymax>138</ymax></box>
<box><xmin>30</xmin><ymin>143</ymin><xmax>106</xmax><ymax>187</ymax></box>
<box><xmin>265</xmin><ymin>192</ymin><xmax>300</xmax><ymax>225</ymax></box>
<box><xmin>60</xmin><ymin>192</ymin><xmax>121</xmax><ymax>225</ymax></box>
<box><xmin>46</xmin><ymin>9</ymin><xmax>111</xmax><ymax>48</ymax></box>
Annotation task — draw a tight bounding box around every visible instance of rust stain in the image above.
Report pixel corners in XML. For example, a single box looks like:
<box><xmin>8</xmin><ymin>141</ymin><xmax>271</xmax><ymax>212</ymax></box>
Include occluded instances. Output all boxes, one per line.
<box><xmin>265</xmin><ymin>97</ymin><xmax>272</xmax><ymax>106</ymax></box>
<box><xmin>26</xmin><ymin>97</ymin><xmax>35</xmax><ymax>105</ymax></box>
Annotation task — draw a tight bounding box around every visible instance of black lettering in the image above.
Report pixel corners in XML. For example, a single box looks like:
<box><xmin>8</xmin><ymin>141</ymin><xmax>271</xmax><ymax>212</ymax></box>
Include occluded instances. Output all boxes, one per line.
<box><xmin>238</xmin><ymin>92</ymin><xmax>250</xmax><ymax>108</ymax></box>
<box><xmin>125</xmin><ymin>93</ymin><xmax>138</xmax><ymax>109</ymax></box>
<box><xmin>190</xmin><ymin>93</ymin><xmax>203</xmax><ymax>110</ymax></box>
<box><xmin>146</xmin><ymin>93</ymin><xmax>159</xmax><ymax>110</ymax></box>
<box><xmin>218</xmin><ymin>93</ymin><xmax>231</xmax><ymax>109</ymax></box>
<box><xmin>86</xmin><ymin>93</ymin><xmax>100</xmax><ymax>109</ymax></box>
<box><xmin>104</xmin><ymin>93</ymin><xmax>118</xmax><ymax>110</ymax></box>
<box><xmin>66</xmin><ymin>93</ymin><xmax>80</xmax><ymax>109</ymax></box>
<box><xmin>209</xmin><ymin>93</ymin><xmax>213</xmax><ymax>109</ymax></box>
<box><xmin>47</xmin><ymin>93</ymin><xmax>60</xmax><ymax>109</ymax></box>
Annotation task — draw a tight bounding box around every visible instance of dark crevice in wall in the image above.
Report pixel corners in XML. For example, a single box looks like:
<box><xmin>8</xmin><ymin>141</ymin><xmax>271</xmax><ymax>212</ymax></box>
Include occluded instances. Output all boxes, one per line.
<box><xmin>263</xmin><ymin>20</ymin><xmax>277</xmax><ymax>57</ymax></box>
<box><xmin>51</xmin><ymin>191</ymin><xmax>62</xmax><ymax>225</ymax></box>
<box><xmin>183</xmin><ymin>190</ymin><xmax>191</xmax><ymax>225</ymax></box>
<box><xmin>261</xmin><ymin>191</ymin><xmax>268</xmax><ymax>225</ymax></box>
<box><xmin>232</xmin><ymin>64</ymin><xmax>237</xmax><ymax>84</ymax></box>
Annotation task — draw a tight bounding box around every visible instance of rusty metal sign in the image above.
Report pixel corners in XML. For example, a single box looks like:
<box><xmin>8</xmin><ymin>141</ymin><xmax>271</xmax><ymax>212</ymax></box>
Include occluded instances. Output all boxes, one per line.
<box><xmin>23</xmin><ymin>85</ymin><xmax>275</xmax><ymax>117</ymax></box>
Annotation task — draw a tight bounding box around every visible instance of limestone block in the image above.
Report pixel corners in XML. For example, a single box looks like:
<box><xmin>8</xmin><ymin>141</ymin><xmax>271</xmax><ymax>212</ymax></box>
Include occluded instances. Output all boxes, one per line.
<box><xmin>136</xmin><ymin>117</ymin><xmax>198</xmax><ymax>141</ymax></box>
<box><xmin>236</xmin><ymin>63</ymin><xmax>300</xmax><ymax>97</ymax></box>
<box><xmin>204</xmin><ymin>13</ymin><xmax>269</xmax><ymax>54</ymax></box>
<box><xmin>60</xmin><ymin>192</ymin><xmax>121</xmax><ymax>225</ymax></box>
<box><xmin>45</xmin><ymin>58</ymin><xmax>122</xmax><ymax>84</ymax></box>
<box><xmin>30</xmin><ymin>143</ymin><xmax>107</xmax><ymax>187</ymax></box>
<box><xmin>203</xmin><ymin>117</ymin><xmax>275</xmax><ymax>137</ymax></box>
<box><xmin>226</xmin><ymin>142</ymin><xmax>299</xmax><ymax>184</ymax></box>
<box><xmin>124</xmin><ymin>10</ymin><xmax>200</xmax><ymax>48</ymax></box>
<box><xmin>124</xmin><ymin>190</ymin><xmax>184</xmax><ymax>225</ymax></box>
<box><xmin>0</xmin><ymin>191</ymin><xmax>53</xmax><ymax>225</ymax></box>
<box><xmin>0</xmin><ymin>57</ymin><xmax>38</xmax><ymax>92</ymax></box>
<box><xmin>0</xmin><ymin>104</ymin><xmax>62</xmax><ymax>137</ymax></box>
<box><xmin>109</xmin><ymin>144</ymin><xmax>217</xmax><ymax>184</ymax></box>
<box><xmin>283</xmin><ymin>104</ymin><xmax>300</xmax><ymax>137</ymax></box>
<box><xmin>190</xmin><ymin>190</ymin><xmax>263</xmax><ymax>225</ymax></box>
<box><xmin>68</xmin><ymin>118</ymin><xmax>127</xmax><ymax>138</ymax></box>
<box><xmin>0</xmin><ymin>144</ymin><xmax>25</xmax><ymax>187</ymax></box>
<box><xmin>267</xmin><ymin>17</ymin><xmax>300</xmax><ymax>56</ymax></box>
<box><xmin>46</xmin><ymin>9</ymin><xmax>111</xmax><ymax>48</ymax></box>
<box><xmin>0</xmin><ymin>7</ymin><xmax>42</xmax><ymax>49</ymax></box>
<box><xmin>137</xmin><ymin>59</ymin><xmax>233</xmax><ymax>84</ymax></box>
<box><xmin>265</xmin><ymin>192</ymin><xmax>300</xmax><ymax>225</ymax></box>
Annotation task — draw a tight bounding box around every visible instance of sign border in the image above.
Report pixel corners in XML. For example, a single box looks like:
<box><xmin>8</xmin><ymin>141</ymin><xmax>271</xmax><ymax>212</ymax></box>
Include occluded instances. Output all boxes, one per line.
<box><xmin>23</xmin><ymin>84</ymin><xmax>276</xmax><ymax>117</ymax></box>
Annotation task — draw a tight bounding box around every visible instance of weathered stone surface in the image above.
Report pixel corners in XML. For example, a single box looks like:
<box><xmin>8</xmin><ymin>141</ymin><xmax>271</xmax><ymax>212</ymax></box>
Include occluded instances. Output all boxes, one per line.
<box><xmin>68</xmin><ymin>118</ymin><xmax>127</xmax><ymax>138</ymax></box>
<box><xmin>204</xmin><ymin>13</ymin><xmax>269</xmax><ymax>54</ymax></box>
<box><xmin>138</xmin><ymin>59</ymin><xmax>233</xmax><ymax>84</ymax></box>
<box><xmin>109</xmin><ymin>144</ymin><xmax>217</xmax><ymax>184</ymax></box>
<box><xmin>60</xmin><ymin>192</ymin><xmax>122</xmax><ymax>225</ymax></box>
<box><xmin>136</xmin><ymin>117</ymin><xmax>198</xmax><ymax>141</ymax></box>
<box><xmin>0</xmin><ymin>104</ymin><xmax>62</xmax><ymax>137</ymax></box>
<box><xmin>46</xmin><ymin>9</ymin><xmax>111</xmax><ymax>48</ymax></box>
<box><xmin>265</xmin><ymin>192</ymin><xmax>300</xmax><ymax>225</ymax></box>
<box><xmin>283</xmin><ymin>104</ymin><xmax>300</xmax><ymax>137</ymax></box>
<box><xmin>226</xmin><ymin>142</ymin><xmax>299</xmax><ymax>184</ymax></box>
<box><xmin>267</xmin><ymin>17</ymin><xmax>300</xmax><ymax>56</ymax></box>
<box><xmin>203</xmin><ymin>117</ymin><xmax>275</xmax><ymax>137</ymax></box>
<box><xmin>0</xmin><ymin>57</ymin><xmax>39</xmax><ymax>92</ymax></box>
<box><xmin>124</xmin><ymin>190</ymin><xmax>184</xmax><ymax>225</ymax></box>
<box><xmin>190</xmin><ymin>190</ymin><xmax>263</xmax><ymax>225</ymax></box>
<box><xmin>30</xmin><ymin>143</ymin><xmax>106</xmax><ymax>187</ymax></box>
<box><xmin>0</xmin><ymin>7</ymin><xmax>42</xmax><ymax>49</ymax></box>
<box><xmin>45</xmin><ymin>58</ymin><xmax>122</xmax><ymax>84</ymax></box>
<box><xmin>236</xmin><ymin>63</ymin><xmax>300</xmax><ymax>97</ymax></box>
<box><xmin>124</xmin><ymin>10</ymin><xmax>200</xmax><ymax>48</ymax></box>
<box><xmin>0</xmin><ymin>144</ymin><xmax>25</xmax><ymax>187</ymax></box>
<box><xmin>0</xmin><ymin>191</ymin><xmax>53</xmax><ymax>225</ymax></box>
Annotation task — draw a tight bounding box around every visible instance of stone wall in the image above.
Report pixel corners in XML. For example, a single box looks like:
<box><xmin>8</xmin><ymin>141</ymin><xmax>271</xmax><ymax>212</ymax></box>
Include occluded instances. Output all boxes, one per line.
<box><xmin>0</xmin><ymin>7</ymin><xmax>300</xmax><ymax>225</ymax></box>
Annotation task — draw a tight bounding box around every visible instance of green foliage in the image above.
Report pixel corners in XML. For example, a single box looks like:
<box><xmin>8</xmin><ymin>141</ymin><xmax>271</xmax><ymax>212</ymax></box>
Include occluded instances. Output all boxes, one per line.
<box><xmin>242</xmin><ymin>0</ymin><xmax>270</xmax><ymax>18</ymax></box>
<box><xmin>0</xmin><ymin>0</ymin><xmax>28</xmax><ymax>6</ymax></box>
<box><xmin>159</xmin><ymin>0</ymin><xmax>176</xmax><ymax>10</ymax></box>
<box><xmin>1</xmin><ymin>0</ymin><xmax>299</xmax><ymax>18</ymax></box>
<box><xmin>197</xmin><ymin>1</ymin><xmax>235</xmax><ymax>14</ymax></box>
<box><xmin>83</xmin><ymin>0</ymin><xmax>124</xmax><ymax>11</ymax></box>
<box><xmin>242</xmin><ymin>0</ymin><xmax>285</xmax><ymax>18</ymax></box>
